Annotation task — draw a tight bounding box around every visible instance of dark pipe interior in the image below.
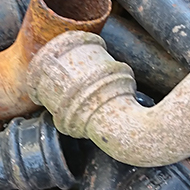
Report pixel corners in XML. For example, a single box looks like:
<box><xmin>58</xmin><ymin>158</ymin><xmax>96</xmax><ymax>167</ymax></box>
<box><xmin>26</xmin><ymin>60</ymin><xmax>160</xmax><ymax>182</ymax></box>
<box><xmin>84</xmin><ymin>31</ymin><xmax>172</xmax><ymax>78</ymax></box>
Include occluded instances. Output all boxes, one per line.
<box><xmin>44</xmin><ymin>0</ymin><xmax>109</xmax><ymax>21</ymax></box>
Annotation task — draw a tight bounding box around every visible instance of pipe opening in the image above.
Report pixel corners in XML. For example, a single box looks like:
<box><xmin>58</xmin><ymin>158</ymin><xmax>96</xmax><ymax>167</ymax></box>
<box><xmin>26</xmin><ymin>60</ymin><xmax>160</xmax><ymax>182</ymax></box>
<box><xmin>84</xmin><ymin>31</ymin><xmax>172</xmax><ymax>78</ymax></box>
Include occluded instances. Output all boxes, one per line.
<box><xmin>43</xmin><ymin>0</ymin><xmax>110</xmax><ymax>21</ymax></box>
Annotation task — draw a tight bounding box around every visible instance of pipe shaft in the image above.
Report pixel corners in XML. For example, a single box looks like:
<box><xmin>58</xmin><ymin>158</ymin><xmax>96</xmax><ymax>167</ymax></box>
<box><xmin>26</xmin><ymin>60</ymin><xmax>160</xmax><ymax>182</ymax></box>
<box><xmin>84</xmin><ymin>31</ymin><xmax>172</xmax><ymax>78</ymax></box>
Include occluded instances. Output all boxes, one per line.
<box><xmin>27</xmin><ymin>31</ymin><xmax>190</xmax><ymax>167</ymax></box>
<box><xmin>117</xmin><ymin>0</ymin><xmax>190</xmax><ymax>69</ymax></box>
<box><xmin>80</xmin><ymin>141</ymin><xmax>190</xmax><ymax>190</ymax></box>
<box><xmin>100</xmin><ymin>15</ymin><xmax>189</xmax><ymax>95</ymax></box>
<box><xmin>0</xmin><ymin>0</ymin><xmax>111</xmax><ymax>120</ymax></box>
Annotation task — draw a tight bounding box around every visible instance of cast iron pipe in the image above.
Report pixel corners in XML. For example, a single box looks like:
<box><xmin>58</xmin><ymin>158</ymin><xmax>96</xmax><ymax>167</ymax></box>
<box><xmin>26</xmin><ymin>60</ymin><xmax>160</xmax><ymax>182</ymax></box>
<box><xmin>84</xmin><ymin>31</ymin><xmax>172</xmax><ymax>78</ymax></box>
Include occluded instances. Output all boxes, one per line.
<box><xmin>0</xmin><ymin>111</ymin><xmax>75</xmax><ymax>190</ymax></box>
<box><xmin>117</xmin><ymin>0</ymin><xmax>190</xmax><ymax>70</ymax></box>
<box><xmin>80</xmin><ymin>141</ymin><xmax>190</xmax><ymax>190</ymax></box>
<box><xmin>0</xmin><ymin>0</ymin><xmax>111</xmax><ymax>120</ymax></box>
<box><xmin>100</xmin><ymin>15</ymin><xmax>189</xmax><ymax>95</ymax></box>
<box><xmin>0</xmin><ymin>0</ymin><xmax>30</xmax><ymax>50</ymax></box>
<box><xmin>27</xmin><ymin>31</ymin><xmax>190</xmax><ymax>167</ymax></box>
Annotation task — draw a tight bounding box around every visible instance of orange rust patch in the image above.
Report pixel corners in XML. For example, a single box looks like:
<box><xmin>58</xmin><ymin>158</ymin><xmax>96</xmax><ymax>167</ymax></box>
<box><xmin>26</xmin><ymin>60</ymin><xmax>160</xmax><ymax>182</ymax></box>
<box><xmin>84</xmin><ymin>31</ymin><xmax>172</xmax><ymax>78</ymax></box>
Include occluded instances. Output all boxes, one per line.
<box><xmin>138</xmin><ymin>6</ymin><xmax>143</xmax><ymax>12</ymax></box>
<box><xmin>78</xmin><ymin>61</ymin><xmax>84</xmax><ymax>65</ymax></box>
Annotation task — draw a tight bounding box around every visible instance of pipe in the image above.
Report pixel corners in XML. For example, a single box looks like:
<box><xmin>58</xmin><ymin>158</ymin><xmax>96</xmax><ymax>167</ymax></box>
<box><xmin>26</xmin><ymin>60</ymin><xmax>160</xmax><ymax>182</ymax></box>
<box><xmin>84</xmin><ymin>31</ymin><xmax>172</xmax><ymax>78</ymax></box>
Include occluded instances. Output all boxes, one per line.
<box><xmin>100</xmin><ymin>15</ymin><xmax>189</xmax><ymax>95</ymax></box>
<box><xmin>0</xmin><ymin>111</ymin><xmax>75</xmax><ymax>190</ymax></box>
<box><xmin>27</xmin><ymin>31</ymin><xmax>190</xmax><ymax>167</ymax></box>
<box><xmin>0</xmin><ymin>0</ymin><xmax>111</xmax><ymax>120</ymax></box>
<box><xmin>0</xmin><ymin>0</ymin><xmax>30</xmax><ymax>50</ymax></box>
<box><xmin>80</xmin><ymin>141</ymin><xmax>190</xmax><ymax>190</ymax></box>
<box><xmin>80</xmin><ymin>96</ymin><xmax>155</xmax><ymax>190</ymax></box>
<box><xmin>116</xmin><ymin>0</ymin><xmax>190</xmax><ymax>70</ymax></box>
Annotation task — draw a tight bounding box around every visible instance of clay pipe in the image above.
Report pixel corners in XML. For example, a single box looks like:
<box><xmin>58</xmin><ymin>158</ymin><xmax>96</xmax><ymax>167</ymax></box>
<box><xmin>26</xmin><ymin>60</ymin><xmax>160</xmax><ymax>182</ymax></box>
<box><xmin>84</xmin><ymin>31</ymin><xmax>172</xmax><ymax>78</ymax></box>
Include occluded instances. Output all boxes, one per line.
<box><xmin>0</xmin><ymin>0</ymin><xmax>111</xmax><ymax>120</ymax></box>
<box><xmin>100</xmin><ymin>15</ymin><xmax>189</xmax><ymax>95</ymax></box>
<box><xmin>117</xmin><ymin>0</ymin><xmax>190</xmax><ymax>70</ymax></box>
<box><xmin>27</xmin><ymin>31</ymin><xmax>190</xmax><ymax>167</ymax></box>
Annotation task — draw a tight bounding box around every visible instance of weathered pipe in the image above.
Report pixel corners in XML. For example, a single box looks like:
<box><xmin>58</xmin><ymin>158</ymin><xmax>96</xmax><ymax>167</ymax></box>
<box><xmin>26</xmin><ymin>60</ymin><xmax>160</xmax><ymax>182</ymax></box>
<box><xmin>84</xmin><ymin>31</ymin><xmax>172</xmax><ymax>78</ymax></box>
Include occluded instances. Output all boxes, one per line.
<box><xmin>80</xmin><ymin>141</ymin><xmax>190</xmax><ymax>190</ymax></box>
<box><xmin>100</xmin><ymin>15</ymin><xmax>189</xmax><ymax>95</ymax></box>
<box><xmin>116</xmin><ymin>0</ymin><xmax>190</xmax><ymax>70</ymax></box>
<box><xmin>80</xmin><ymin>96</ymin><xmax>155</xmax><ymax>190</ymax></box>
<box><xmin>0</xmin><ymin>0</ymin><xmax>111</xmax><ymax>120</ymax></box>
<box><xmin>27</xmin><ymin>31</ymin><xmax>190</xmax><ymax>167</ymax></box>
<box><xmin>0</xmin><ymin>111</ymin><xmax>75</xmax><ymax>190</ymax></box>
<box><xmin>0</xmin><ymin>0</ymin><xmax>30</xmax><ymax>50</ymax></box>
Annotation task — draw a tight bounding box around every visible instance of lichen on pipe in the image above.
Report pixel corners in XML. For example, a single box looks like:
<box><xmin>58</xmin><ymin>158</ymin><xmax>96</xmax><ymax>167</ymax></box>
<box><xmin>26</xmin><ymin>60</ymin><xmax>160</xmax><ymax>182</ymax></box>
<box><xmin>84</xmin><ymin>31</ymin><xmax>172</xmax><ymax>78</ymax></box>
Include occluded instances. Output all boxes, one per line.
<box><xmin>116</xmin><ymin>0</ymin><xmax>190</xmax><ymax>70</ymax></box>
<box><xmin>27</xmin><ymin>31</ymin><xmax>190</xmax><ymax>167</ymax></box>
<box><xmin>0</xmin><ymin>0</ymin><xmax>111</xmax><ymax>120</ymax></box>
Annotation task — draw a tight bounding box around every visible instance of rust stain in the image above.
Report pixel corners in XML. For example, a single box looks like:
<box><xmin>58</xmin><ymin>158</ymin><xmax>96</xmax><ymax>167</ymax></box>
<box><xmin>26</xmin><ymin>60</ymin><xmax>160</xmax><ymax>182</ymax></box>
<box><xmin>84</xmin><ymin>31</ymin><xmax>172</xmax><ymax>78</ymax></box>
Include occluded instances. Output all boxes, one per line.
<box><xmin>78</xmin><ymin>61</ymin><xmax>85</xmax><ymax>65</ymax></box>
<box><xmin>138</xmin><ymin>6</ymin><xmax>143</xmax><ymax>12</ymax></box>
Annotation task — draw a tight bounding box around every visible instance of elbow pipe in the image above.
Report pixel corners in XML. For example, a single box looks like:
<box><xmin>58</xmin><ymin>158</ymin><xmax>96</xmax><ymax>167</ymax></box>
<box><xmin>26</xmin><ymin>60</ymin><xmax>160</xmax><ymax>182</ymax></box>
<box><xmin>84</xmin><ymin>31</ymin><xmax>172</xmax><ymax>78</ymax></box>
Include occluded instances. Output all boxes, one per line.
<box><xmin>116</xmin><ymin>0</ymin><xmax>190</xmax><ymax>70</ymax></box>
<box><xmin>100</xmin><ymin>15</ymin><xmax>189</xmax><ymax>95</ymax></box>
<box><xmin>0</xmin><ymin>111</ymin><xmax>75</xmax><ymax>190</ymax></box>
<box><xmin>0</xmin><ymin>0</ymin><xmax>30</xmax><ymax>50</ymax></box>
<box><xmin>0</xmin><ymin>0</ymin><xmax>111</xmax><ymax>120</ymax></box>
<box><xmin>27</xmin><ymin>31</ymin><xmax>190</xmax><ymax>167</ymax></box>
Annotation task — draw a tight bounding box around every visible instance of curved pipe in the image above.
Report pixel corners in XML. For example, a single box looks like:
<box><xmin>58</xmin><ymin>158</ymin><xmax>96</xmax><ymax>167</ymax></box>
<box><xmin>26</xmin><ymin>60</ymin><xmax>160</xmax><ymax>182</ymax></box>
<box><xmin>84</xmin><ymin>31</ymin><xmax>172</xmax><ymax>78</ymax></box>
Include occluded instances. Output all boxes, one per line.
<box><xmin>117</xmin><ymin>0</ymin><xmax>190</xmax><ymax>70</ymax></box>
<box><xmin>27</xmin><ymin>31</ymin><xmax>190</xmax><ymax>167</ymax></box>
<box><xmin>0</xmin><ymin>0</ymin><xmax>111</xmax><ymax>120</ymax></box>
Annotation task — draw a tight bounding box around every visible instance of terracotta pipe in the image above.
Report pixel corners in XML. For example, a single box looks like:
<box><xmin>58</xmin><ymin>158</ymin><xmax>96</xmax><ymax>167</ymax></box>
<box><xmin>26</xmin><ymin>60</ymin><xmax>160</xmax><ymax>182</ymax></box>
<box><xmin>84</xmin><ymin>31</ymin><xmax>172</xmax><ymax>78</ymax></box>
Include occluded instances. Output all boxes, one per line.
<box><xmin>27</xmin><ymin>31</ymin><xmax>190</xmax><ymax>167</ymax></box>
<box><xmin>0</xmin><ymin>0</ymin><xmax>111</xmax><ymax>120</ymax></box>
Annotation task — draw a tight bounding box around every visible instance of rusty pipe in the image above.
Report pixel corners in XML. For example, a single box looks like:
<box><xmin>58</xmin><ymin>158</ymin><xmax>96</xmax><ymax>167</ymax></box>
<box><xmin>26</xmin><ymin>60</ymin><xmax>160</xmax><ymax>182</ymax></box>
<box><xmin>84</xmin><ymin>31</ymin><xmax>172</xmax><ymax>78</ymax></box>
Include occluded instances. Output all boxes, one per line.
<box><xmin>0</xmin><ymin>0</ymin><xmax>111</xmax><ymax>120</ymax></box>
<box><xmin>27</xmin><ymin>31</ymin><xmax>190</xmax><ymax>167</ymax></box>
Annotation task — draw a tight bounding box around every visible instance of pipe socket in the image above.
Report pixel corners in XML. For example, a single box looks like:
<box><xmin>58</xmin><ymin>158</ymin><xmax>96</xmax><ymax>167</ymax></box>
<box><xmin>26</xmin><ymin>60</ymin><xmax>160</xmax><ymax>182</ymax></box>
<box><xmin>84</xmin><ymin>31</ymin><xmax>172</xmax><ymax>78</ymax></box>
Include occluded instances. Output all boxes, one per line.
<box><xmin>27</xmin><ymin>31</ymin><xmax>190</xmax><ymax>167</ymax></box>
<box><xmin>0</xmin><ymin>111</ymin><xmax>75</xmax><ymax>190</ymax></box>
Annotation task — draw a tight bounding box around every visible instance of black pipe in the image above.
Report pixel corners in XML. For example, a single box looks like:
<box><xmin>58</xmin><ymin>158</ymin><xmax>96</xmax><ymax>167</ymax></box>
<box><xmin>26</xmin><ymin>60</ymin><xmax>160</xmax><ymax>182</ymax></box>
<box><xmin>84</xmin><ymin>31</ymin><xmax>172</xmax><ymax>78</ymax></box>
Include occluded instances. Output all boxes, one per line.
<box><xmin>0</xmin><ymin>111</ymin><xmax>75</xmax><ymax>190</ymax></box>
<box><xmin>100</xmin><ymin>15</ymin><xmax>189</xmax><ymax>95</ymax></box>
<box><xmin>80</xmin><ymin>141</ymin><xmax>190</xmax><ymax>190</ymax></box>
<box><xmin>0</xmin><ymin>0</ymin><xmax>30</xmax><ymax>50</ymax></box>
<box><xmin>116</xmin><ymin>0</ymin><xmax>190</xmax><ymax>70</ymax></box>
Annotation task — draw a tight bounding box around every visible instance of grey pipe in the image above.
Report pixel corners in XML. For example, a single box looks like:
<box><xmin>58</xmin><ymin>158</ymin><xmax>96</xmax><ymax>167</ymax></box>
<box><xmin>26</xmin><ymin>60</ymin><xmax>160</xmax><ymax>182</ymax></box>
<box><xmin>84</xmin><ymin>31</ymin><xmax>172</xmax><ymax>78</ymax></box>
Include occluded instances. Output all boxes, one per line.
<box><xmin>27</xmin><ymin>31</ymin><xmax>190</xmax><ymax>167</ymax></box>
<box><xmin>117</xmin><ymin>0</ymin><xmax>190</xmax><ymax>70</ymax></box>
